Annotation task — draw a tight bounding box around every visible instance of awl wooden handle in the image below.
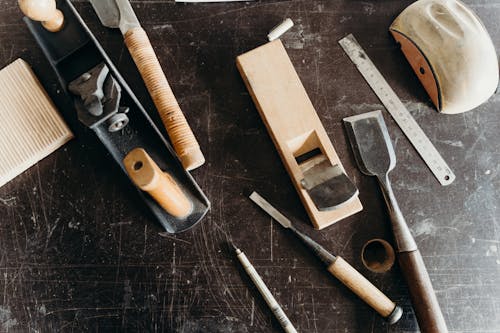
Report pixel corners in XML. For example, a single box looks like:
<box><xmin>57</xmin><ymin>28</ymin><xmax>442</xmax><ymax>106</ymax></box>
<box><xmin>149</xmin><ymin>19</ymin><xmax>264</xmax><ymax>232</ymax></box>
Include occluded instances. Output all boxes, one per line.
<box><xmin>124</xmin><ymin>27</ymin><xmax>205</xmax><ymax>171</ymax></box>
<box><xmin>328</xmin><ymin>256</ymin><xmax>402</xmax><ymax>323</ymax></box>
<box><xmin>124</xmin><ymin>148</ymin><xmax>193</xmax><ymax>218</ymax></box>
<box><xmin>398</xmin><ymin>250</ymin><xmax>448</xmax><ymax>332</ymax></box>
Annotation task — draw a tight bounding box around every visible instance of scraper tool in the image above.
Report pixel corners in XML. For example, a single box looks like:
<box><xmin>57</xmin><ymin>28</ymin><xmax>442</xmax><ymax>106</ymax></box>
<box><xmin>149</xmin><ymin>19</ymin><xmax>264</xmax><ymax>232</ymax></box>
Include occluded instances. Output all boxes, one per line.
<box><xmin>343</xmin><ymin>110</ymin><xmax>447</xmax><ymax>332</ymax></box>
<box><xmin>89</xmin><ymin>0</ymin><xmax>205</xmax><ymax>171</ymax></box>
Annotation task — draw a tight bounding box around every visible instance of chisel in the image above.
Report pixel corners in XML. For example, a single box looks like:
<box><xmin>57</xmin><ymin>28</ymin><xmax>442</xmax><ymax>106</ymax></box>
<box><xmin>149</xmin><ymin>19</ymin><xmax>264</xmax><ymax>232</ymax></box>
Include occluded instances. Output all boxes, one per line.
<box><xmin>249</xmin><ymin>192</ymin><xmax>403</xmax><ymax>324</ymax></box>
<box><xmin>89</xmin><ymin>0</ymin><xmax>205</xmax><ymax>171</ymax></box>
<box><xmin>344</xmin><ymin>110</ymin><xmax>448</xmax><ymax>332</ymax></box>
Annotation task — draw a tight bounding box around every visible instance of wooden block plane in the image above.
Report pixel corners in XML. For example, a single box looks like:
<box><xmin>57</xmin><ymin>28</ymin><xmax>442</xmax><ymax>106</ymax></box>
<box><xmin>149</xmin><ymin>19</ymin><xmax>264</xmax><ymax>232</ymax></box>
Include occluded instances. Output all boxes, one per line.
<box><xmin>237</xmin><ymin>40</ymin><xmax>362</xmax><ymax>229</ymax></box>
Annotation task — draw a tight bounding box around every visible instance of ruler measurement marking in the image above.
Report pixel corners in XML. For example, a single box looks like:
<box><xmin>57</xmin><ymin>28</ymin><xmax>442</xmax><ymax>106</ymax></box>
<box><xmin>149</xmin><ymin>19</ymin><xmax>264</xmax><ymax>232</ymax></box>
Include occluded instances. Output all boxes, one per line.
<box><xmin>339</xmin><ymin>34</ymin><xmax>455</xmax><ymax>186</ymax></box>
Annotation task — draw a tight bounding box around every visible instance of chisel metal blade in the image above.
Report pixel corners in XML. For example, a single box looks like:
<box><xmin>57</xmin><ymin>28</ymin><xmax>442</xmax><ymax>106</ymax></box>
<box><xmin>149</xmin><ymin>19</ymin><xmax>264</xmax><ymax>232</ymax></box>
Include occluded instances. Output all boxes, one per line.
<box><xmin>89</xmin><ymin>0</ymin><xmax>140</xmax><ymax>34</ymax></box>
<box><xmin>343</xmin><ymin>110</ymin><xmax>396</xmax><ymax>177</ymax></box>
<box><xmin>249</xmin><ymin>192</ymin><xmax>292</xmax><ymax>228</ymax></box>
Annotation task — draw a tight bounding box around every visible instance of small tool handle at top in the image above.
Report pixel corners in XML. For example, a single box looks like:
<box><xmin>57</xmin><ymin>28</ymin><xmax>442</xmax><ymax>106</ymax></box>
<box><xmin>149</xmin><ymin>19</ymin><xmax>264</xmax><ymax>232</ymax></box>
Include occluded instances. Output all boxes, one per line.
<box><xmin>123</xmin><ymin>27</ymin><xmax>205</xmax><ymax>171</ymax></box>
<box><xmin>18</xmin><ymin>0</ymin><xmax>64</xmax><ymax>32</ymax></box>
<box><xmin>327</xmin><ymin>256</ymin><xmax>402</xmax><ymax>324</ymax></box>
<box><xmin>398</xmin><ymin>250</ymin><xmax>448</xmax><ymax>333</ymax></box>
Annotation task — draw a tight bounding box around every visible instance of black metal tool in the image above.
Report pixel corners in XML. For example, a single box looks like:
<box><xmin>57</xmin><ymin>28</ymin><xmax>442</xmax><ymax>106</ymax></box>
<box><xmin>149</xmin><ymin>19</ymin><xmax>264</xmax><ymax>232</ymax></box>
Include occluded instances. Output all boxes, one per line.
<box><xmin>68</xmin><ymin>62</ymin><xmax>130</xmax><ymax>132</ymax></box>
<box><xmin>299</xmin><ymin>154</ymin><xmax>359</xmax><ymax>211</ymax></box>
<box><xmin>22</xmin><ymin>0</ymin><xmax>209</xmax><ymax>233</ymax></box>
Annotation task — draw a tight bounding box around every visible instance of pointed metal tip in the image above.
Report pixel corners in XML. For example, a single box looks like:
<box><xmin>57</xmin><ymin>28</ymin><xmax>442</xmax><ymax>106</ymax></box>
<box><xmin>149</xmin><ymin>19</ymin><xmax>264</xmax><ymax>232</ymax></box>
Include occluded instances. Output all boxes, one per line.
<box><xmin>228</xmin><ymin>241</ymin><xmax>240</xmax><ymax>254</ymax></box>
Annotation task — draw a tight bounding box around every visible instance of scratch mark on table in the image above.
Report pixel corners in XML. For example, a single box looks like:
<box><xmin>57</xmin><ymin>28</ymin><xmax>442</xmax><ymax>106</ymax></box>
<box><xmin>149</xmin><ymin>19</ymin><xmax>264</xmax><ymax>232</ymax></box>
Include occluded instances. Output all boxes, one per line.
<box><xmin>270</xmin><ymin>217</ymin><xmax>273</xmax><ymax>262</ymax></box>
<box><xmin>311</xmin><ymin>294</ymin><xmax>318</xmax><ymax>333</ymax></box>
<box><xmin>158</xmin><ymin>232</ymin><xmax>192</xmax><ymax>245</ymax></box>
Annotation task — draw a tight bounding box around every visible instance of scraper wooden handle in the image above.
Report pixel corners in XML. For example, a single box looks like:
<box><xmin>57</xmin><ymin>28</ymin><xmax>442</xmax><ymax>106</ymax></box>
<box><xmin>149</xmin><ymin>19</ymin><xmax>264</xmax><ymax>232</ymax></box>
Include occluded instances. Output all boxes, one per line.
<box><xmin>124</xmin><ymin>27</ymin><xmax>205</xmax><ymax>171</ymax></box>
<box><xmin>328</xmin><ymin>257</ymin><xmax>401</xmax><ymax>322</ymax></box>
<box><xmin>398</xmin><ymin>250</ymin><xmax>448</xmax><ymax>333</ymax></box>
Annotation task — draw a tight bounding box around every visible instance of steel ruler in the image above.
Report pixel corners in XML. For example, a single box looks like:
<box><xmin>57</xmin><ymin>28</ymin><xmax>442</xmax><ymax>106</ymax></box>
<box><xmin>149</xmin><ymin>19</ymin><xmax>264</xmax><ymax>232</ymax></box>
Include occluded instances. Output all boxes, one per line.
<box><xmin>338</xmin><ymin>34</ymin><xmax>455</xmax><ymax>186</ymax></box>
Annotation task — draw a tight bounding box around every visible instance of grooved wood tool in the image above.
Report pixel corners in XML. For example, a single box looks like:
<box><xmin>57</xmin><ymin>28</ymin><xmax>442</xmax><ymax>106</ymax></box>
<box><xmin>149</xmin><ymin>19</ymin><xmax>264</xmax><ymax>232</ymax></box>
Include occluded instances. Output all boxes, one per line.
<box><xmin>89</xmin><ymin>0</ymin><xmax>205</xmax><ymax>171</ymax></box>
<box><xmin>0</xmin><ymin>59</ymin><xmax>73</xmax><ymax>188</ymax></box>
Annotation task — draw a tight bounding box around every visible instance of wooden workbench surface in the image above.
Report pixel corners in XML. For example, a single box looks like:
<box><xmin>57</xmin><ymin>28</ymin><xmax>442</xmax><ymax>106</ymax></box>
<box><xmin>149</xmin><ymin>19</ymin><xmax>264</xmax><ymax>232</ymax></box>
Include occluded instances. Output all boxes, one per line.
<box><xmin>0</xmin><ymin>0</ymin><xmax>499</xmax><ymax>331</ymax></box>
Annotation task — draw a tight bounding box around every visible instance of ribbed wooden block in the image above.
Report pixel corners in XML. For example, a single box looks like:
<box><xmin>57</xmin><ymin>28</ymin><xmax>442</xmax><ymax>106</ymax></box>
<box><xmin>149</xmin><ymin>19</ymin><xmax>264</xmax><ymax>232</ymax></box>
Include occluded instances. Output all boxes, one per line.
<box><xmin>0</xmin><ymin>58</ymin><xmax>73</xmax><ymax>188</ymax></box>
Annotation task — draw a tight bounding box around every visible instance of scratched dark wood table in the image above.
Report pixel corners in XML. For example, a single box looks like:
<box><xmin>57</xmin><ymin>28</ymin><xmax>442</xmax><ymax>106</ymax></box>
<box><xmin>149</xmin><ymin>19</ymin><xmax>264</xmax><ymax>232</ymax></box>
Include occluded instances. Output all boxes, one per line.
<box><xmin>1</xmin><ymin>0</ymin><xmax>499</xmax><ymax>332</ymax></box>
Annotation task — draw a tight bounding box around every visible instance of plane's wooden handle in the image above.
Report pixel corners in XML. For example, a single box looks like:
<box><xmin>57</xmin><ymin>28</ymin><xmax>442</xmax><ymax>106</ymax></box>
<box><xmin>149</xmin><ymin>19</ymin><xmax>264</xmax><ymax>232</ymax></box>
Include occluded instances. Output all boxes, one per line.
<box><xmin>18</xmin><ymin>0</ymin><xmax>64</xmax><ymax>32</ymax></box>
<box><xmin>328</xmin><ymin>256</ymin><xmax>401</xmax><ymax>322</ymax></box>
<box><xmin>124</xmin><ymin>148</ymin><xmax>193</xmax><ymax>218</ymax></box>
<box><xmin>124</xmin><ymin>27</ymin><xmax>205</xmax><ymax>171</ymax></box>
<box><xmin>398</xmin><ymin>250</ymin><xmax>448</xmax><ymax>332</ymax></box>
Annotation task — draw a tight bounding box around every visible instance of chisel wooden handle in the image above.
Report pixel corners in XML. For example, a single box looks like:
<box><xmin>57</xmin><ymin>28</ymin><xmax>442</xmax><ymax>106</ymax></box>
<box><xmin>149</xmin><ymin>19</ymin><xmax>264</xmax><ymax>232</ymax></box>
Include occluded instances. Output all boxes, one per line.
<box><xmin>328</xmin><ymin>256</ymin><xmax>402</xmax><ymax>323</ymax></box>
<box><xmin>124</xmin><ymin>148</ymin><xmax>193</xmax><ymax>218</ymax></box>
<box><xmin>398</xmin><ymin>250</ymin><xmax>448</xmax><ymax>333</ymax></box>
<box><xmin>379</xmin><ymin>176</ymin><xmax>448</xmax><ymax>332</ymax></box>
<box><xmin>124</xmin><ymin>27</ymin><xmax>205</xmax><ymax>171</ymax></box>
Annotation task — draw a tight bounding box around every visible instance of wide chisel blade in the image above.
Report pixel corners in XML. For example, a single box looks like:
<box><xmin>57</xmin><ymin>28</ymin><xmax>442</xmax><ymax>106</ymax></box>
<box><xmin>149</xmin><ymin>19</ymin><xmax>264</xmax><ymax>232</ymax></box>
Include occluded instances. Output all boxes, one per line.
<box><xmin>89</xmin><ymin>0</ymin><xmax>120</xmax><ymax>28</ymax></box>
<box><xmin>89</xmin><ymin>0</ymin><xmax>140</xmax><ymax>34</ymax></box>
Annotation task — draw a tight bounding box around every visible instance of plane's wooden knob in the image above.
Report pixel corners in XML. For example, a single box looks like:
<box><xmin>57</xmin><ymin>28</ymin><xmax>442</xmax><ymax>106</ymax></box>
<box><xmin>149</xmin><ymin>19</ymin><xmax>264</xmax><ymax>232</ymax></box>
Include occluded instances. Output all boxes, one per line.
<box><xmin>18</xmin><ymin>0</ymin><xmax>64</xmax><ymax>32</ymax></box>
<box><xmin>124</xmin><ymin>148</ymin><xmax>193</xmax><ymax>218</ymax></box>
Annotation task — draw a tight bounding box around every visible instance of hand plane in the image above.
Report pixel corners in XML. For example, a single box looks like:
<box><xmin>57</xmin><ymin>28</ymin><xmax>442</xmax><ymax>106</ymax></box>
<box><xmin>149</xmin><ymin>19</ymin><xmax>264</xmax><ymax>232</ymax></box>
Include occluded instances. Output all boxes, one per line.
<box><xmin>21</xmin><ymin>0</ymin><xmax>209</xmax><ymax>233</ymax></box>
<box><xmin>237</xmin><ymin>37</ymin><xmax>362</xmax><ymax>229</ymax></box>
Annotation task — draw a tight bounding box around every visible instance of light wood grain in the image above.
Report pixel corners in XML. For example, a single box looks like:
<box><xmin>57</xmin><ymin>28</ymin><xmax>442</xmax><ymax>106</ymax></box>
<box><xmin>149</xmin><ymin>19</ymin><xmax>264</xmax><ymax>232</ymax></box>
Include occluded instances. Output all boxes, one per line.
<box><xmin>236</xmin><ymin>40</ymin><xmax>362</xmax><ymax>229</ymax></box>
<box><xmin>328</xmin><ymin>257</ymin><xmax>396</xmax><ymax>318</ymax></box>
<box><xmin>18</xmin><ymin>0</ymin><xmax>64</xmax><ymax>32</ymax></box>
<box><xmin>124</xmin><ymin>27</ymin><xmax>204</xmax><ymax>171</ymax></box>
<box><xmin>0</xmin><ymin>59</ymin><xmax>73</xmax><ymax>188</ymax></box>
<box><xmin>390</xmin><ymin>31</ymin><xmax>440</xmax><ymax>111</ymax></box>
<box><xmin>123</xmin><ymin>148</ymin><xmax>193</xmax><ymax>218</ymax></box>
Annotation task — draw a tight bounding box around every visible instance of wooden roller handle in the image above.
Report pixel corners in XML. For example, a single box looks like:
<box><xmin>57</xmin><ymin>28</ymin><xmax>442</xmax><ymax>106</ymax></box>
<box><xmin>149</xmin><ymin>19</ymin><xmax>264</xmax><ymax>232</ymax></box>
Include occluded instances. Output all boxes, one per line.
<box><xmin>18</xmin><ymin>0</ymin><xmax>64</xmax><ymax>32</ymax></box>
<box><xmin>328</xmin><ymin>256</ymin><xmax>400</xmax><ymax>321</ymax></box>
<box><xmin>124</xmin><ymin>148</ymin><xmax>193</xmax><ymax>218</ymax></box>
<box><xmin>398</xmin><ymin>250</ymin><xmax>448</xmax><ymax>333</ymax></box>
<box><xmin>124</xmin><ymin>27</ymin><xmax>205</xmax><ymax>171</ymax></box>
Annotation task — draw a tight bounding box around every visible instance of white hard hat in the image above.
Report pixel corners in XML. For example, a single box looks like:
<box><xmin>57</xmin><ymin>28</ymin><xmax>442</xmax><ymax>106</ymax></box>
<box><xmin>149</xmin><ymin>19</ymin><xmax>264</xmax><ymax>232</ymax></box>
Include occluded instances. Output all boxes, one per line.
<box><xmin>390</xmin><ymin>0</ymin><xmax>499</xmax><ymax>114</ymax></box>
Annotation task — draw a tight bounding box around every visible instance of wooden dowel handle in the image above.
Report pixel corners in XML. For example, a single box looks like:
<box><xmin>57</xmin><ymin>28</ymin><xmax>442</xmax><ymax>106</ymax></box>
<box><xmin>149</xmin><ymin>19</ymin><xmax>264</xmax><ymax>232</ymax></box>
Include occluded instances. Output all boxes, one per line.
<box><xmin>398</xmin><ymin>250</ymin><xmax>448</xmax><ymax>333</ymax></box>
<box><xmin>328</xmin><ymin>256</ymin><xmax>401</xmax><ymax>323</ymax></box>
<box><xmin>18</xmin><ymin>0</ymin><xmax>64</xmax><ymax>32</ymax></box>
<box><xmin>124</xmin><ymin>27</ymin><xmax>205</xmax><ymax>171</ymax></box>
<box><xmin>124</xmin><ymin>148</ymin><xmax>193</xmax><ymax>218</ymax></box>
<box><xmin>41</xmin><ymin>9</ymin><xmax>64</xmax><ymax>32</ymax></box>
